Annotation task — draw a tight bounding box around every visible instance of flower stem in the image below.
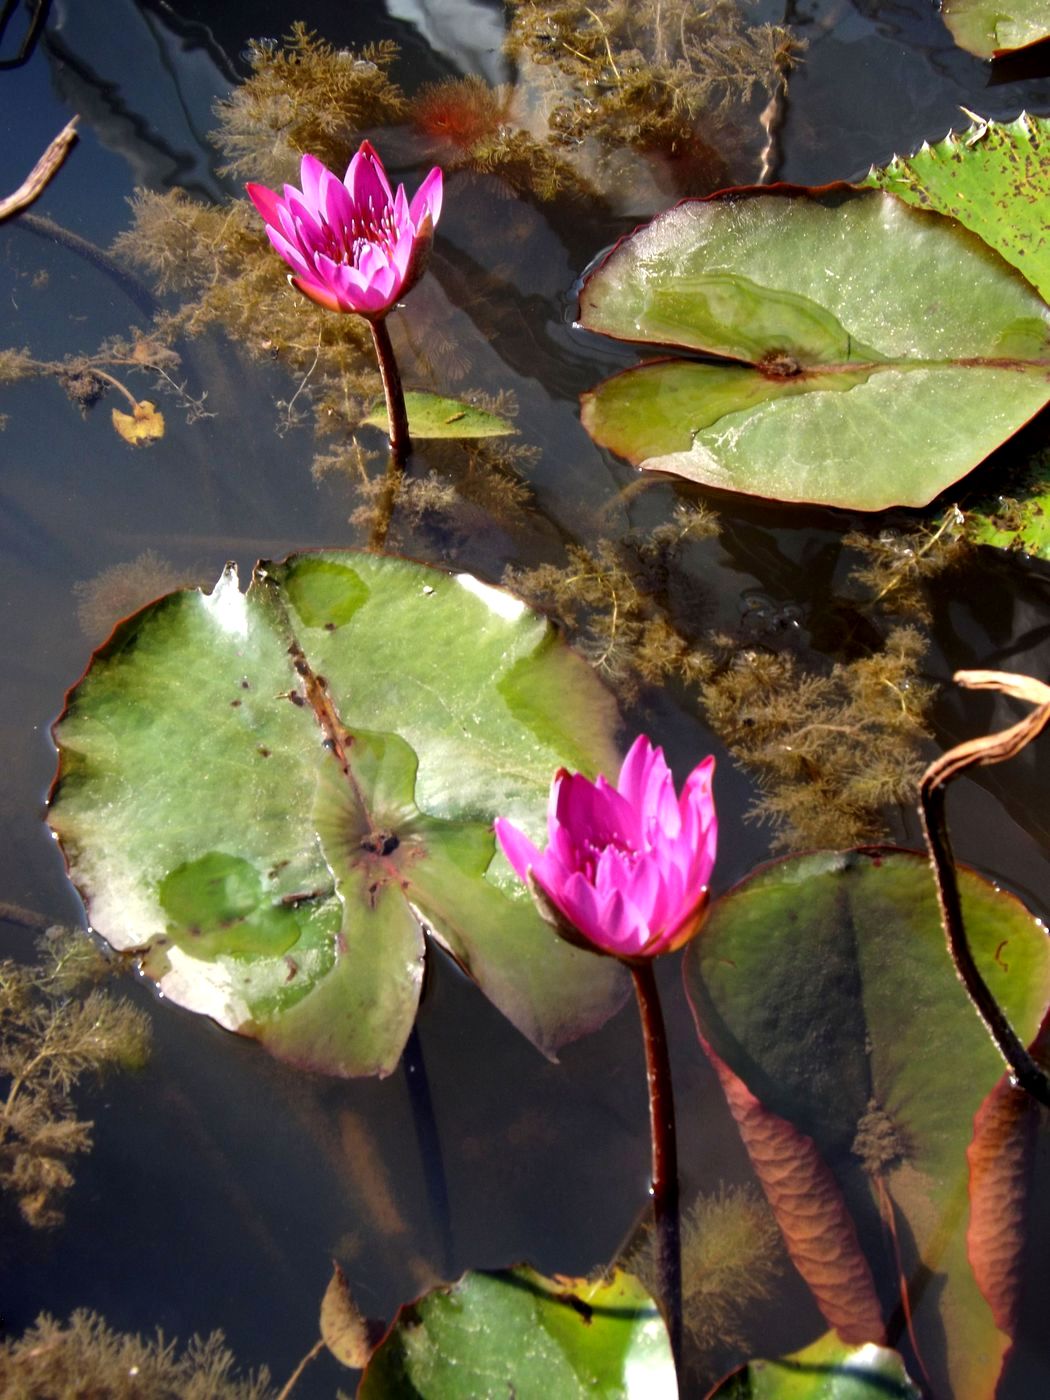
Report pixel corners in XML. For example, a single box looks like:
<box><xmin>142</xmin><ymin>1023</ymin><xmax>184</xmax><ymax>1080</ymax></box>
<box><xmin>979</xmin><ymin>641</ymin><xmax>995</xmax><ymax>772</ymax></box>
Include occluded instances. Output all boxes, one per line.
<box><xmin>368</xmin><ymin>315</ymin><xmax>411</xmax><ymax>466</ymax></box>
<box><xmin>631</xmin><ymin>961</ymin><xmax>682</xmax><ymax>1376</ymax></box>
<box><xmin>919</xmin><ymin>670</ymin><xmax>1050</xmax><ymax>1108</ymax></box>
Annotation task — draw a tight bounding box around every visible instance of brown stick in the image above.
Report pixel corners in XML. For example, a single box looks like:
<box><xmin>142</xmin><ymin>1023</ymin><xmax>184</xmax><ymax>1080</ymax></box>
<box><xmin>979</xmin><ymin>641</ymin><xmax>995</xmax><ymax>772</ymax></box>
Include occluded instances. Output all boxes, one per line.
<box><xmin>919</xmin><ymin>669</ymin><xmax>1050</xmax><ymax>1108</ymax></box>
<box><xmin>0</xmin><ymin>118</ymin><xmax>79</xmax><ymax>223</ymax></box>
<box><xmin>274</xmin><ymin>1338</ymin><xmax>325</xmax><ymax>1400</ymax></box>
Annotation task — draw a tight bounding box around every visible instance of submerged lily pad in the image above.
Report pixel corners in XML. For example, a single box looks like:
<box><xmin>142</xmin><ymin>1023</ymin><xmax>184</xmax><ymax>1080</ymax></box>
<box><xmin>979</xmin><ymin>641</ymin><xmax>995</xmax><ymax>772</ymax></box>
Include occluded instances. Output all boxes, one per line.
<box><xmin>864</xmin><ymin>113</ymin><xmax>1050</xmax><ymax>300</ymax></box>
<box><xmin>358</xmin><ymin>1266</ymin><xmax>676</xmax><ymax>1398</ymax></box>
<box><xmin>709</xmin><ymin>1330</ymin><xmax>921</xmax><ymax>1398</ymax></box>
<box><xmin>579</xmin><ymin>188</ymin><xmax>1050</xmax><ymax>510</ymax></box>
<box><xmin>49</xmin><ymin>553</ymin><xmax>627</xmax><ymax>1078</ymax></box>
<box><xmin>938</xmin><ymin>0</ymin><xmax>1050</xmax><ymax>57</ymax></box>
<box><xmin>964</xmin><ymin>449</ymin><xmax>1050</xmax><ymax>559</ymax></box>
<box><xmin>363</xmin><ymin>391</ymin><xmax>516</xmax><ymax>438</ymax></box>
<box><xmin>684</xmin><ymin>848</ymin><xmax>1050</xmax><ymax>1397</ymax></box>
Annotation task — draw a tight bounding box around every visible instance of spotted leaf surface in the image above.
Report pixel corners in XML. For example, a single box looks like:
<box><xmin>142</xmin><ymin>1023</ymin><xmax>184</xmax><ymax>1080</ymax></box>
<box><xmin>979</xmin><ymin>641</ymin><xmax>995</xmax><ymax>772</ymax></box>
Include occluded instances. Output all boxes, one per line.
<box><xmin>864</xmin><ymin>113</ymin><xmax>1050</xmax><ymax>299</ymax></box>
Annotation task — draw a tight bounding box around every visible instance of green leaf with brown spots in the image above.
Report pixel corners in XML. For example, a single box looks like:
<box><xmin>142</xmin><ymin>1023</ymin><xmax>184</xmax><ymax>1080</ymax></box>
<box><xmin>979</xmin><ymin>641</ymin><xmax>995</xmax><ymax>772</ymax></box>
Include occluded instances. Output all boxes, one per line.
<box><xmin>48</xmin><ymin>553</ymin><xmax>627</xmax><ymax>1078</ymax></box>
<box><xmin>683</xmin><ymin>848</ymin><xmax>1050</xmax><ymax>1398</ymax></box>
<box><xmin>863</xmin><ymin>113</ymin><xmax>1050</xmax><ymax>299</ymax></box>
<box><xmin>579</xmin><ymin>188</ymin><xmax>1050</xmax><ymax>510</ymax></box>
<box><xmin>357</xmin><ymin>1266</ymin><xmax>676</xmax><ymax>1398</ymax></box>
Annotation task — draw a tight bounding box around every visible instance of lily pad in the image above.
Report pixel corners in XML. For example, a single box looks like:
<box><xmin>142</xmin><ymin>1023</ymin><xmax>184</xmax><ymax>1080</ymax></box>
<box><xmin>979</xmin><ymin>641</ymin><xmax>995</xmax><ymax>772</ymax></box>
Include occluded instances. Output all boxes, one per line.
<box><xmin>357</xmin><ymin>1266</ymin><xmax>676</xmax><ymax>1398</ymax></box>
<box><xmin>579</xmin><ymin>188</ymin><xmax>1050</xmax><ymax>510</ymax></box>
<box><xmin>938</xmin><ymin>0</ymin><xmax>1050</xmax><ymax>57</ymax></box>
<box><xmin>363</xmin><ymin>391</ymin><xmax>516</xmax><ymax>438</ymax></box>
<box><xmin>709</xmin><ymin>1331</ymin><xmax>921</xmax><ymax>1398</ymax></box>
<box><xmin>684</xmin><ymin>848</ymin><xmax>1050</xmax><ymax>1398</ymax></box>
<box><xmin>863</xmin><ymin>113</ymin><xmax>1050</xmax><ymax>300</ymax></box>
<box><xmin>48</xmin><ymin>552</ymin><xmax>627</xmax><ymax>1078</ymax></box>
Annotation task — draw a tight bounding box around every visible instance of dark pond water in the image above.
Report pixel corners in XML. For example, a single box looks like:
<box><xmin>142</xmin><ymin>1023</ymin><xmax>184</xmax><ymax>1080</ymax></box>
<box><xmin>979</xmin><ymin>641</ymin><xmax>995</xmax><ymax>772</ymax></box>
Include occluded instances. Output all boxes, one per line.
<box><xmin>3</xmin><ymin>0</ymin><xmax>1050</xmax><ymax>1394</ymax></box>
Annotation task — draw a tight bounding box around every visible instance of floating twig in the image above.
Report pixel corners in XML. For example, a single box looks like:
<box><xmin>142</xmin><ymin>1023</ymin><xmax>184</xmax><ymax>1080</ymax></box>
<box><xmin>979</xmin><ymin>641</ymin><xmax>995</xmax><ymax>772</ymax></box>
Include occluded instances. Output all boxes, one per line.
<box><xmin>0</xmin><ymin>117</ymin><xmax>79</xmax><ymax>223</ymax></box>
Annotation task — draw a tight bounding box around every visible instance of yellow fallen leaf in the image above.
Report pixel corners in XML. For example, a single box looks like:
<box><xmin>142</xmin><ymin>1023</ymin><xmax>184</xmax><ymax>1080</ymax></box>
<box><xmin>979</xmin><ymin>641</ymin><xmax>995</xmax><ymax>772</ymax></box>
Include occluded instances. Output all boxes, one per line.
<box><xmin>111</xmin><ymin>399</ymin><xmax>164</xmax><ymax>446</ymax></box>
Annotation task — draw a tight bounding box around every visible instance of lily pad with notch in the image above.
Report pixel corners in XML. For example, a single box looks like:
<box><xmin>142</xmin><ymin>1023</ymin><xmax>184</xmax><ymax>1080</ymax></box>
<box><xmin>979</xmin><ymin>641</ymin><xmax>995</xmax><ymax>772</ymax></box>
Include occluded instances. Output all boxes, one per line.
<box><xmin>48</xmin><ymin>552</ymin><xmax>627</xmax><ymax>1078</ymax></box>
<box><xmin>579</xmin><ymin>187</ymin><xmax>1050</xmax><ymax>511</ymax></box>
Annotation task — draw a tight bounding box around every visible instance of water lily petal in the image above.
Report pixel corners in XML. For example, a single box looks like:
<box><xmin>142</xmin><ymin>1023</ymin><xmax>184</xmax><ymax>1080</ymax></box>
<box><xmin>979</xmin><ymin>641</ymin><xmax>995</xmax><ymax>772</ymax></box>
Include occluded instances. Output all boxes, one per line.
<box><xmin>599</xmin><ymin>888</ymin><xmax>652</xmax><ymax>957</ymax></box>
<box><xmin>245</xmin><ymin>182</ymin><xmax>285</xmax><ymax>230</ymax></box>
<box><xmin>556</xmin><ymin>772</ymin><xmax>637</xmax><ymax>855</ymax></box>
<box><xmin>321</xmin><ymin>166</ymin><xmax>356</xmax><ymax>245</ymax></box>
<box><xmin>615</xmin><ymin>849</ymin><xmax>665</xmax><ymax>928</ymax></box>
<box><xmin>289</xmin><ymin>275</ymin><xmax>345</xmax><ymax>313</ymax></box>
<box><xmin>410</xmin><ymin>166</ymin><xmax>444</xmax><ymax>228</ymax></box>
<box><xmin>494</xmin><ymin>818</ymin><xmax>542</xmax><ymax>883</ymax></box>
<box><xmin>616</xmin><ymin>735</ymin><xmax>661</xmax><ymax>809</ymax></box>
<box><xmin>388</xmin><ymin>228</ymin><xmax>417</xmax><ymax>284</ymax></box>
<box><xmin>299</xmin><ymin>153</ymin><xmax>328</xmax><ymax>212</ymax></box>
<box><xmin>554</xmin><ymin>869</ymin><xmax>608</xmax><ymax>948</ymax></box>
<box><xmin>392</xmin><ymin>183</ymin><xmax>410</xmax><ymax>230</ymax></box>
<box><xmin>262</xmin><ymin>226</ymin><xmax>314</xmax><ymax>283</ymax></box>
<box><xmin>282</xmin><ymin>187</ymin><xmax>325</xmax><ymax>243</ymax></box>
<box><xmin>346</xmin><ymin>139</ymin><xmax>393</xmax><ymax>218</ymax></box>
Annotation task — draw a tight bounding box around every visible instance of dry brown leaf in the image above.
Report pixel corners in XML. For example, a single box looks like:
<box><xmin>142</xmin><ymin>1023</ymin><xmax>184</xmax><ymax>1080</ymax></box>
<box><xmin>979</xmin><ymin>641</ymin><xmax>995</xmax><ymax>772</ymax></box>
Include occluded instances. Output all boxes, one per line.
<box><xmin>320</xmin><ymin>1261</ymin><xmax>376</xmax><ymax>1369</ymax></box>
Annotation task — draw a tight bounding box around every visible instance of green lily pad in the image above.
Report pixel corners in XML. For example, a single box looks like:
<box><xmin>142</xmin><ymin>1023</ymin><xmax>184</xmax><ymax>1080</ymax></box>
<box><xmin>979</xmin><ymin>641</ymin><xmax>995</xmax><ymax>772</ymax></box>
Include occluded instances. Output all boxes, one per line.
<box><xmin>863</xmin><ymin>113</ymin><xmax>1050</xmax><ymax>300</ymax></box>
<box><xmin>709</xmin><ymin>1330</ymin><xmax>921</xmax><ymax>1398</ymax></box>
<box><xmin>48</xmin><ymin>553</ymin><xmax>627</xmax><ymax>1078</ymax></box>
<box><xmin>684</xmin><ymin>848</ymin><xmax>1050</xmax><ymax>1398</ymax></box>
<box><xmin>363</xmin><ymin>391</ymin><xmax>516</xmax><ymax>438</ymax></box>
<box><xmin>938</xmin><ymin>0</ymin><xmax>1050</xmax><ymax>57</ymax></box>
<box><xmin>964</xmin><ymin>449</ymin><xmax>1050</xmax><ymax>559</ymax></box>
<box><xmin>357</xmin><ymin>1266</ymin><xmax>676</xmax><ymax>1398</ymax></box>
<box><xmin>579</xmin><ymin>188</ymin><xmax>1050</xmax><ymax>510</ymax></box>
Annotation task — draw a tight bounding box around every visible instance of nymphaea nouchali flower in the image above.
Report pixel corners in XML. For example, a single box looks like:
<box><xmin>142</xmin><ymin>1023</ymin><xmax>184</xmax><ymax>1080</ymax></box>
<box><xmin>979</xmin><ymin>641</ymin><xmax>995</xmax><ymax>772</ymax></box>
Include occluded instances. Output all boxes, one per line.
<box><xmin>247</xmin><ymin>142</ymin><xmax>443</xmax><ymax>319</ymax></box>
<box><xmin>495</xmin><ymin>736</ymin><xmax>717</xmax><ymax>960</ymax></box>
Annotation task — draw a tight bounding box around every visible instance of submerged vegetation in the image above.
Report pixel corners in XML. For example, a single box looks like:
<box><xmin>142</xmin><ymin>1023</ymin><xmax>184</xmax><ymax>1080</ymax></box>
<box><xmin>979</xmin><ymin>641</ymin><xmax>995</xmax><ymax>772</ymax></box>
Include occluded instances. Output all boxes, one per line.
<box><xmin>508</xmin><ymin>515</ymin><xmax>934</xmax><ymax>849</ymax></box>
<box><xmin>506</xmin><ymin>0</ymin><xmax>802</xmax><ymax>178</ymax></box>
<box><xmin>625</xmin><ymin>1184</ymin><xmax>785</xmax><ymax>1364</ymax></box>
<box><xmin>0</xmin><ymin>926</ymin><xmax>150</xmax><ymax>1228</ymax></box>
<box><xmin>702</xmin><ymin>625</ymin><xmax>933</xmax><ymax>847</ymax></box>
<box><xmin>0</xmin><ymin>1311</ymin><xmax>272</xmax><ymax>1399</ymax></box>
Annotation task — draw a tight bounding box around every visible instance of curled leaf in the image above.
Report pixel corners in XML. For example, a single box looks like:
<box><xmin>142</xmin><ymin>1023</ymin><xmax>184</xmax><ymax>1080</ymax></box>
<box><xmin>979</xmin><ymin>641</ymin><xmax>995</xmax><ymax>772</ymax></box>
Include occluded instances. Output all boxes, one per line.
<box><xmin>320</xmin><ymin>1262</ymin><xmax>378</xmax><ymax>1370</ymax></box>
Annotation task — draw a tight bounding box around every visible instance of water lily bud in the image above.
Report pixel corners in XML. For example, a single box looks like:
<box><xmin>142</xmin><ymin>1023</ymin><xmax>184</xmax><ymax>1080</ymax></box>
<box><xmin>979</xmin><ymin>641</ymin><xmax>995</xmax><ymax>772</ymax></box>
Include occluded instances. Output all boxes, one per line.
<box><xmin>247</xmin><ymin>142</ymin><xmax>443</xmax><ymax>320</ymax></box>
<box><xmin>495</xmin><ymin>736</ymin><xmax>717</xmax><ymax>961</ymax></box>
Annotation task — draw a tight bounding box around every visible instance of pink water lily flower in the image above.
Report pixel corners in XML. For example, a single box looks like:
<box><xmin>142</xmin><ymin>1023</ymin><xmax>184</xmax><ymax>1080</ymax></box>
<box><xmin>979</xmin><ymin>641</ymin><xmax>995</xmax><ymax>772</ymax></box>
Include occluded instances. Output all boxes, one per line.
<box><xmin>246</xmin><ymin>142</ymin><xmax>443</xmax><ymax>319</ymax></box>
<box><xmin>495</xmin><ymin>736</ymin><xmax>717</xmax><ymax>960</ymax></box>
